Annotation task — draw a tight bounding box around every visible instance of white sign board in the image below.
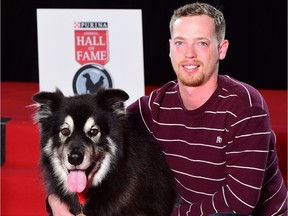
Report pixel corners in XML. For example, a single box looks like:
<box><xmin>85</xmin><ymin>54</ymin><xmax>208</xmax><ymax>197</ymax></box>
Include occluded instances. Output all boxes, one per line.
<box><xmin>37</xmin><ymin>9</ymin><xmax>144</xmax><ymax>105</ymax></box>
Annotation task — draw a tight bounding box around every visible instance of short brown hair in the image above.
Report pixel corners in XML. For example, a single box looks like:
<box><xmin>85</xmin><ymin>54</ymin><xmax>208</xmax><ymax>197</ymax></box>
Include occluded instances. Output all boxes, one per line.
<box><xmin>169</xmin><ymin>2</ymin><xmax>226</xmax><ymax>42</ymax></box>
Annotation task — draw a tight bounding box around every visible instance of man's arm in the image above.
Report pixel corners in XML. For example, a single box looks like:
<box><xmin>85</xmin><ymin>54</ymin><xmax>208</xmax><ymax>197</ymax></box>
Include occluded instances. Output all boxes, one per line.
<box><xmin>171</xmin><ymin>108</ymin><xmax>271</xmax><ymax>215</ymax></box>
<box><xmin>47</xmin><ymin>194</ymin><xmax>74</xmax><ymax>216</ymax></box>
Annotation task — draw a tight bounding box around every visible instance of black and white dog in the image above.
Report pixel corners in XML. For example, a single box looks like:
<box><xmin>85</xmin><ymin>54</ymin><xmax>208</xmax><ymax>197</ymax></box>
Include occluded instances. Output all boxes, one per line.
<box><xmin>33</xmin><ymin>88</ymin><xmax>178</xmax><ymax>216</ymax></box>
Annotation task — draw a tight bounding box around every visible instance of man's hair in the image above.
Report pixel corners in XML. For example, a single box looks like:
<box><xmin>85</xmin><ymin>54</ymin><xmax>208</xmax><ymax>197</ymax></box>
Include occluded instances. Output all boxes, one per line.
<box><xmin>169</xmin><ymin>2</ymin><xmax>226</xmax><ymax>42</ymax></box>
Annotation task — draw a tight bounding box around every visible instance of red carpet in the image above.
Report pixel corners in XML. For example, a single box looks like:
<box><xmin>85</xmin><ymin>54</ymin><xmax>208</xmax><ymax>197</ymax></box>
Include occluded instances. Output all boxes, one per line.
<box><xmin>1</xmin><ymin>82</ymin><xmax>47</xmax><ymax>216</ymax></box>
<box><xmin>1</xmin><ymin>82</ymin><xmax>287</xmax><ymax>216</ymax></box>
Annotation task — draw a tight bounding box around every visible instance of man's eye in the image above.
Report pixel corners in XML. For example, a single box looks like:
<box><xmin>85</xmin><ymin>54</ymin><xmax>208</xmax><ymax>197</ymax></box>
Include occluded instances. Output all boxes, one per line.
<box><xmin>60</xmin><ymin>128</ymin><xmax>70</xmax><ymax>136</ymax></box>
<box><xmin>198</xmin><ymin>41</ymin><xmax>208</xmax><ymax>46</ymax></box>
<box><xmin>175</xmin><ymin>41</ymin><xmax>184</xmax><ymax>46</ymax></box>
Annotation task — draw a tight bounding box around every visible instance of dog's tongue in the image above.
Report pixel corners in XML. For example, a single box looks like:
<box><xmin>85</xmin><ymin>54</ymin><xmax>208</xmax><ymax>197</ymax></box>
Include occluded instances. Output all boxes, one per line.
<box><xmin>67</xmin><ymin>170</ymin><xmax>87</xmax><ymax>193</ymax></box>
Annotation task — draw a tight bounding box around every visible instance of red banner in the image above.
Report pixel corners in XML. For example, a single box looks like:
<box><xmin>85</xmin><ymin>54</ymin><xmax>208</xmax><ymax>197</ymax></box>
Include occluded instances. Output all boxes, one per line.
<box><xmin>75</xmin><ymin>30</ymin><xmax>109</xmax><ymax>66</ymax></box>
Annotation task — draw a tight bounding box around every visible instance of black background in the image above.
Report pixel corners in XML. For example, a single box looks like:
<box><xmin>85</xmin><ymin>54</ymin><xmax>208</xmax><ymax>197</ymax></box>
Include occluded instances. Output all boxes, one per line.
<box><xmin>2</xmin><ymin>0</ymin><xmax>287</xmax><ymax>89</ymax></box>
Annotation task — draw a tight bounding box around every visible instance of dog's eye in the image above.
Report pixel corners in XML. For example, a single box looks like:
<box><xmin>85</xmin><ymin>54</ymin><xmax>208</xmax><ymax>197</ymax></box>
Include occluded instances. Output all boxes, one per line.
<box><xmin>89</xmin><ymin>128</ymin><xmax>99</xmax><ymax>137</ymax></box>
<box><xmin>60</xmin><ymin>128</ymin><xmax>71</xmax><ymax>136</ymax></box>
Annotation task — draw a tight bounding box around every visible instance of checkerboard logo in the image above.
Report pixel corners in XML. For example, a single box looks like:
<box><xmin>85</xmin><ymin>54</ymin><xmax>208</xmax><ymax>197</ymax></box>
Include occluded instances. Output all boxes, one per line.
<box><xmin>74</xmin><ymin>22</ymin><xmax>80</xmax><ymax>28</ymax></box>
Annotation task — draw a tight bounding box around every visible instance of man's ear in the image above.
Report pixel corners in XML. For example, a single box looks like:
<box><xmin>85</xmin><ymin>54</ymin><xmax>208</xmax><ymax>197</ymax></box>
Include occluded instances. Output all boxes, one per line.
<box><xmin>218</xmin><ymin>39</ymin><xmax>229</xmax><ymax>60</ymax></box>
<box><xmin>169</xmin><ymin>39</ymin><xmax>172</xmax><ymax>58</ymax></box>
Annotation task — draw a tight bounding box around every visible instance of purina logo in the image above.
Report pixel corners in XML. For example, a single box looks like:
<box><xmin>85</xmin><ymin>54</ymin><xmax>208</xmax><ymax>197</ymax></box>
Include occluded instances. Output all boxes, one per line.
<box><xmin>73</xmin><ymin>21</ymin><xmax>112</xmax><ymax>95</ymax></box>
<box><xmin>74</xmin><ymin>22</ymin><xmax>108</xmax><ymax>29</ymax></box>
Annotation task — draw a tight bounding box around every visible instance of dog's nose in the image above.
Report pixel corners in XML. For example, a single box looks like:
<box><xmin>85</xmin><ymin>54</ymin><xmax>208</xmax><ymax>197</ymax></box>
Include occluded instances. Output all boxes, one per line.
<box><xmin>68</xmin><ymin>151</ymin><xmax>84</xmax><ymax>166</ymax></box>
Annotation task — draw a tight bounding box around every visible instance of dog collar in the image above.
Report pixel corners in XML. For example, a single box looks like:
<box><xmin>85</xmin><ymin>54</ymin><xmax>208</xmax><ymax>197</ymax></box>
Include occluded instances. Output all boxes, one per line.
<box><xmin>77</xmin><ymin>191</ymin><xmax>86</xmax><ymax>206</ymax></box>
<box><xmin>77</xmin><ymin>191</ymin><xmax>87</xmax><ymax>216</ymax></box>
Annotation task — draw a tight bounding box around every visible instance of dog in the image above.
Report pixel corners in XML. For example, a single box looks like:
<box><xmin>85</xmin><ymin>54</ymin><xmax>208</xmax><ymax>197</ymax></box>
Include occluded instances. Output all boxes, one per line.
<box><xmin>33</xmin><ymin>88</ymin><xmax>179</xmax><ymax>216</ymax></box>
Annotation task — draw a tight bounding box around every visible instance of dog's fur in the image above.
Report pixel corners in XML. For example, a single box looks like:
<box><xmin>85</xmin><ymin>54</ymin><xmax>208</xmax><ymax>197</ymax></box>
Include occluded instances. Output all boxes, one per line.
<box><xmin>33</xmin><ymin>88</ymin><xmax>178</xmax><ymax>216</ymax></box>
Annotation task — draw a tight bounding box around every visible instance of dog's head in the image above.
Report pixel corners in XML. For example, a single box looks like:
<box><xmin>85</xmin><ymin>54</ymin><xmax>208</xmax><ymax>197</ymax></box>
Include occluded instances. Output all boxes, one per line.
<box><xmin>33</xmin><ymin>88</ymin><xmax>129</xmax><ymax>194</ymax></box>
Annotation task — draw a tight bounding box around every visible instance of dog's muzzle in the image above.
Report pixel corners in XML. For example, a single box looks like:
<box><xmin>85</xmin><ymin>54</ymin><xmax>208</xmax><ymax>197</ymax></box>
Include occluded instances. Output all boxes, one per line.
<box><xmin>68</xmin><ymin>151</ymin><xmax>84</xmax><ymax>166</ymax></box>
<box><xmin>66</xmin><ymin>150</ymin><xmax>89</xmax><ymax>193</ymax></box>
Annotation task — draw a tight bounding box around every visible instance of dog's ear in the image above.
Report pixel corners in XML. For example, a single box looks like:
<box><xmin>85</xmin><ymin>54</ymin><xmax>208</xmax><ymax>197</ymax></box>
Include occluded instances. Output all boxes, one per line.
<box><xmin>32</xmin><ymin>89</ymin><xmax>64</xmax><ymax>122</ymax></box>
<box><xmin>95</xmin><ymin>88</ymin><xmax>129</xmax><ymax>115</ymax></box>
<box><xmin>32</xmin><ymin>88</ymin><xmax>64</xmax><ymax>105</ymax></box>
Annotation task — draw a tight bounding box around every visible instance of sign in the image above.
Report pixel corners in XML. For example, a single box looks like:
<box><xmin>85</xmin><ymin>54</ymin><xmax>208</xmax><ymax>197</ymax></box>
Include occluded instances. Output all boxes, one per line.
<box><xmin>37</xmin><ymin>9</ymin><xmax>144</xmax><ymax>105</ymax></box>
<box><xmin>75</xmin><ymin>30</ymin><xmax>109</xmax><ymax>66</ymax></box>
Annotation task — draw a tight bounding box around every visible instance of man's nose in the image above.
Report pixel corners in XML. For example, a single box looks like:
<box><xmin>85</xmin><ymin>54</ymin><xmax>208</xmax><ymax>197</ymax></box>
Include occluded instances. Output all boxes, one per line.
<box><xmin>185</xmin><ymin>44</ymin><xmax>197</xmax><ymax>58</ymax></box>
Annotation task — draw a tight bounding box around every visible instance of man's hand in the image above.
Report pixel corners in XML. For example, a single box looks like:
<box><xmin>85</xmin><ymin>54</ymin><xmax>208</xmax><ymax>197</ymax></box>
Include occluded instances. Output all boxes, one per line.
<box><xmin>48</xmin><ymin>194</ymin><xmax>74</xmax><ymax>216</ymax></box>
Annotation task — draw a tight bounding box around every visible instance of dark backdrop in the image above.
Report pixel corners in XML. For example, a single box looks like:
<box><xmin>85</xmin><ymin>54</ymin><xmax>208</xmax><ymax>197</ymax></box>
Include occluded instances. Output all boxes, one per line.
<box><xmin>2</xmin><ymin>0</ymin><xmax>287</xmax><ymax>89</ymax></box>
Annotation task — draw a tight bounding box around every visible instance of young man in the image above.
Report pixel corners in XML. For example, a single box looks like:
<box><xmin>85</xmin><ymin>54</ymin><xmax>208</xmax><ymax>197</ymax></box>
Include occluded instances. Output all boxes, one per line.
<box><xmin>48</xmin><ymin>2</ymin><xmax>287</xmax><ymax>215</ymax></box>
<box><xmin>127</xmin><ymin>2</ymin><xmax>287</xmax><ymax>215</ymax></box>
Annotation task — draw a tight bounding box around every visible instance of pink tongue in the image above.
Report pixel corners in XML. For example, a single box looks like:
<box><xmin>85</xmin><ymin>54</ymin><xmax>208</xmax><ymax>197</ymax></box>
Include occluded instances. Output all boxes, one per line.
<box><xmin>67</xmin><ymin>170</ymin><xmax>87</xmax><ymax>193</ymax></box>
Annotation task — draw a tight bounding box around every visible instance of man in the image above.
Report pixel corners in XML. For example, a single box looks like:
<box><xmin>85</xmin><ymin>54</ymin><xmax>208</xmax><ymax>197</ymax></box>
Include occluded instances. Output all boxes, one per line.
<box><xmin>48</xmin><ymin>2</ymin><xmax>287</xmax><ymax>215</ymax></box>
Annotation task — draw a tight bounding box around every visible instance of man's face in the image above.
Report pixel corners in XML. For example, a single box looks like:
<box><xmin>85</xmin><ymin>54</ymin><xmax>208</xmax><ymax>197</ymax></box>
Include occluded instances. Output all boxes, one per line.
<box><xmin>169</xmin><ymin>15</ymin><xmax>228</xmax><ymax>87</ymax></box>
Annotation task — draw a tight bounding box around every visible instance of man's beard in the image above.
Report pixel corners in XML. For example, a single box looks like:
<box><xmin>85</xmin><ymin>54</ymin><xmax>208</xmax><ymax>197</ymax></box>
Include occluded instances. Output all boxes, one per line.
<box><xmin>177</xmin><ymin>70</ymin><xmax>205</xmax><ymax>87</ymax></box>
